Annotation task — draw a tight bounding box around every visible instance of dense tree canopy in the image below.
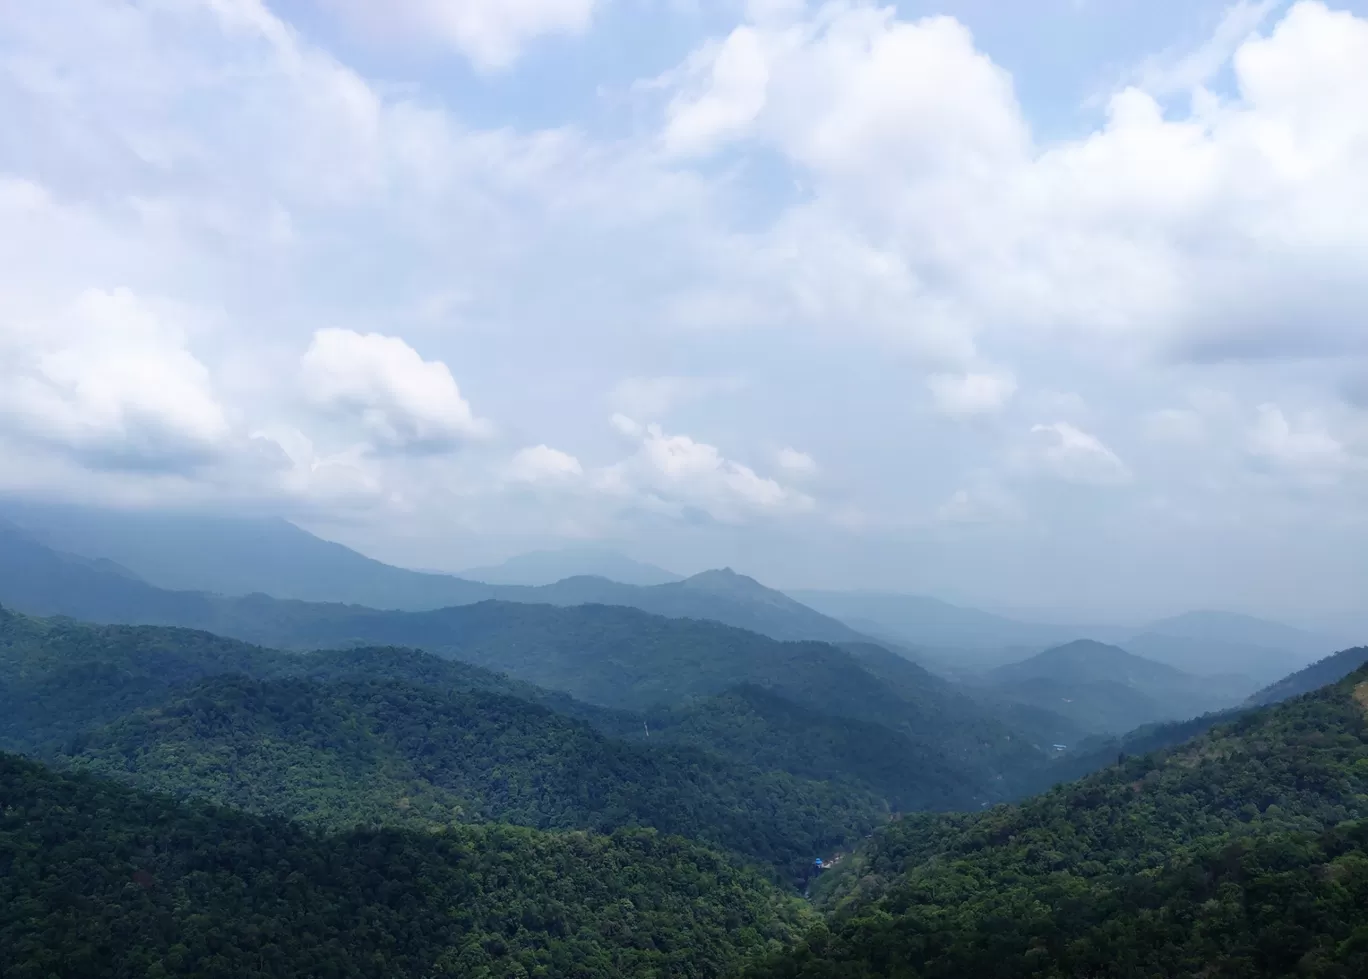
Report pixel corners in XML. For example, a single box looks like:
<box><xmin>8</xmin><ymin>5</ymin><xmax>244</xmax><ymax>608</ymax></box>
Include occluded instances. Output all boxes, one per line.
<box><xmin>58</xmin><ymin>674</ymin><xmax>886</xmax><ymax>882</ymax></box>
<box><xmin>745</xmin><ymin>667</ymin><xmax>1368</xmax><ymax>978</ymax></box>
<box><xmin>0</xmin><ymin>753</ymin><xmax>809</xmax><ymax>979</ymax></box>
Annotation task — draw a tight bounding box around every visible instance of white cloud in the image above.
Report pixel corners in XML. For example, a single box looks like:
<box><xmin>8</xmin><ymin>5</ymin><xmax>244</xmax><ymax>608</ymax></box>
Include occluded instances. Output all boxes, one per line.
<box><xmin>610</xmin><ymin>413</ymin><xmax>645</xmax><ymax>438</ymax></box>
<box><xmin>250</xmin><ymin>424</ymin><xmax>387</xmax><ymax>507</ymax></box>
<box><xmin>507</xmin><ymin>444</ymin><xmax>584</xmax><ymax>483</ymax></box>
<box><xmin>1247</xmin><ymin>404</ymin><xmax>1350</xmax><ymax>477</ymax></box>
<box><xmin>775</xmin><ymin>447</ymin><xmax>817</xmax><ymax>475</ymax></box>
<box><xmin>664</xmin><ymin>27</ymin><xmax>770</xmax><ymax>155</ymax></box>
<box><xmin>324</xmin><ymin>0</ymin><xmax>600</xmax><ymax>70</ymax></box>
<box><xmin>0</xmin><ymin>288</ymin><xmax>230</xmax><ymax>471</ymax></box>
<box><xmin>301</xmin><ymin>329</ymin><xmax>492</xmax><ymax>452</ymax></box>
<box><xmin>928</xmin><ymin>371</ymin><xmax>1017</xmax><ymax>417</ymax></box>
<box><xmin>1025</xmin><ymin>422</ymin><xmax>1132</xmax><ymax>486</ymax></box>
<box><xmin>597</xmin><ymin>418</ymin><xmax>813</xmax><ymax>521</ymax></box>
<box><xmin>1131</xmin><ymin>0</ymin><xmax>1279</xmax><ymax>97</ymax></box>
<box><xmin>659</xmin><ymin>1</ymin><xmax>1368</xmax><ymax>363</ymax></box>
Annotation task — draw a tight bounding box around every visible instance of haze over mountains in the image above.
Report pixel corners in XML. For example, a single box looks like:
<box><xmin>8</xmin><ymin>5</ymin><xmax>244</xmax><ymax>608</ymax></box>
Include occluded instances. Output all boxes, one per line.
<box><xmin>5</xmin><ymin>500</ymin><xmax>1368</xmax><ymax>976</ymax></box>
<box><xmin>0</xmin><ymin>501</ymin><xmax>1340</xmax><ymax>680</ymax></box>
<box><xmin>3</xmin><ymin>503</ymin><xmax>1362</xmax><ymax>773</ymax></box>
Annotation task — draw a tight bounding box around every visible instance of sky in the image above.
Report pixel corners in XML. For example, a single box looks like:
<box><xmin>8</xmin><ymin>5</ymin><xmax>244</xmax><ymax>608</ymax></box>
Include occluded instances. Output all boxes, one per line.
<box><xmin>2</xmin><ymin>0</ymin><xmax>1368</xmax><ymax>625</ymax></box>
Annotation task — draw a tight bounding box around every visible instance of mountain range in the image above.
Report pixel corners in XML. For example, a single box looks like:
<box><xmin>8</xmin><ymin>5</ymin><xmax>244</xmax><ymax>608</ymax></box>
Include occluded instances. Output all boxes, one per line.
<box><xmin>0</xmin><ymin>527</ymin><xmax>1064</xmax><ymax>812</ymax></box>
<box><xmin>0</xmin><ymin>505</ymin><xmax>866</xmax><ymax>644</ymax></box>
<box><xmin>3</xmin><ymin>501</ymin><xmax>1344</xmax><ymax>684</ymax></box>
<box><xmin>4</xmin><ymin>512</ymin><xmax>1348</xmax><ymax>756</ymax></box>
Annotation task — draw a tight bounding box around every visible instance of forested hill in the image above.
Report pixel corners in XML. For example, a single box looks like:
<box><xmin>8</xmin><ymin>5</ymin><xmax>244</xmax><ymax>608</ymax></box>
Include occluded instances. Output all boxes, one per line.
<box><xmin>0</xmin><ymin>527</ymin><xmax>1056</xmax><ymax>799</ymax></box>
<box><xmin>0</xmin><ymin>609</ymin><xmax>888</xmax><ymax>881</ymax></box>
<box><xmin>54</xmin><ymin>674</ymin><xmax>886</xmax><ymax>881</ymax></box>
<box><xmin>0</xmin><ymin>752</ymin><xmax>809</xmax><ymax>979</ymax></box>
<box><xmin>743</xmin><ymin>664</ymin><xmax>1368</xmax><ymax>979</ymax></box>
<box><xmin>1248</xmin><ymin>645</ymin><xmax>1368</xmax><ymax>707</ymax></box>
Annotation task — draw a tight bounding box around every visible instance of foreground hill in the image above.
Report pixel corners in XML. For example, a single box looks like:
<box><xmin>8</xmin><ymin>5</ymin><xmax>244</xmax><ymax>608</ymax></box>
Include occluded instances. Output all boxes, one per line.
<box><xmin>0</xmin><ymin>511</ymin><xmax>861</xmax><ymax>643</ymax></box>
<box><xmin>974</xmin><ymin>639</ymin><xmax>1252</xmax><ymax>735</ymax></box>
<box><xmin>744</xmin><ymin>663</ymin><xmax>1368</xmax><ymax>978</ymax></box>
<box><xmin>0</xmin><ymin>753</ymin><xmax>808</xmax><ymax>978</ymax></box>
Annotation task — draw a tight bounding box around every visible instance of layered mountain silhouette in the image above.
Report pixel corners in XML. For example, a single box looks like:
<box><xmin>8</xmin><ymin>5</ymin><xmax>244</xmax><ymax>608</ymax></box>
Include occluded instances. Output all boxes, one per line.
<box><xmin>971</xmin><ymin>639</ymin><xmax>1254</xmax><ymax>735</ymax></box>
<box><xmin>0</xmin><ymin>513</ymin><xmax>864</xmax><ymax>644</ymax></box>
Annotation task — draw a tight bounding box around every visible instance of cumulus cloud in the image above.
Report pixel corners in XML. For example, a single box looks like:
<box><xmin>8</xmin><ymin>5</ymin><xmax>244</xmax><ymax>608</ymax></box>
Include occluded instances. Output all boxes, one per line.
<box><xmin>597</xmin><ymin>417</ymin><xmax>813</xmax><ymax>522</ymax></box>
<box><xmin>664</xmin><ymin>27</ymin><xmax>770</xmax><ymax>155</ymax></box>
<box><xmin>301</xmin><ymin>329</ymin><xmax>492</xmax><ymax>452</ymax></box>
<box><xmin>507</xmin><ymin>444</ymin><xmax>584</xmax><ymax>483</ymax></box>
<box><xmin>928</xmin><ymin>371</ymin><xmax>1017</xmax><ymax>417</ymax></box>
<box><xmin>659</xmin><ymin>0</ymin><xmax>1368</xmax><ymax>363</ymax></box>
<box><xmin>1025</xmin><ymin>422</ymin><xmax>1132</xmax><ymax>486</ymax></box>
<box><xmin>0</xmin><ymin>288</ymin><xmax>230</xmax><ymax>471</ymax></box>
<box><xmin>325</xmin><ymin>0</ymin><xmax>600</xmax><ymax>70</ymax></box>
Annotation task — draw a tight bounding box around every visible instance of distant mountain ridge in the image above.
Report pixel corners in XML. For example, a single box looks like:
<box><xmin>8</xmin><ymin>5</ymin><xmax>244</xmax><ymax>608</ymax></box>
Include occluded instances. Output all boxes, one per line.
<box><xmin>793</xmin><ymin>586</ymin><xmax>1339</xmax><ymax>681</ymax></box>
<box><xmin>0</xmin><ymin>509</ymin><xmax>865</xmax><ymax>645</ymax></box>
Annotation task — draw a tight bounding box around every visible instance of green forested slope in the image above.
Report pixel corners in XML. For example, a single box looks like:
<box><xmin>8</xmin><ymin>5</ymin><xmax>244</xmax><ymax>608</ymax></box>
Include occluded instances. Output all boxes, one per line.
<box><xmin>745</xmin><ymin>667</ymin><xmax>1368</xmax><ymax>978</ymax></box>
<box><xmin>0</xmin><ymin>753</ymin><xmax>808</xmax><ymax>979</ymax></box>
<box><xmin>57</xmin><ymin>674</ymin><xmax>885</xmax><ymax>881</ymax></box>
<box><xmin>0</xmin><ymin>585</ymin><xmax>1050</xmax><ymax>808</ymax></box>
<box><xmin>643</xmin><ymin>685</ymin><xmax>972</xmax><ymax>811</ymax></box>
<box><xmin>1249</xmin><ymin>646</ymin><xmax>1368</xmax><ymax>706</ymax></box>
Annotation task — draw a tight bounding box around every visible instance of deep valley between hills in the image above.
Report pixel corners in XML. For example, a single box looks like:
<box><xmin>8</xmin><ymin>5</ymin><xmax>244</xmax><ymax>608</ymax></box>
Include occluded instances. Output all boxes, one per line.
<box><xmin>2</xmin><ymin>512</ymin><xmax>1367</xmax><ymax>978</ymax></box>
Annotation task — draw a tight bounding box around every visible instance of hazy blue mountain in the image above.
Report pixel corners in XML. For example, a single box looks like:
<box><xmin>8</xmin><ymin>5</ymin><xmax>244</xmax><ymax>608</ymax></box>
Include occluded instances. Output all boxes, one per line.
<box><xmin>1113</xmin><ymin>610</ymin><xmax>1346</xmax><ymax>686</ymax></box>
<box><xmin>0</xmin><ymin>501</ymin><xmax>497</xmax><ymax>609</ymax></box>
<box><xmin>1138</xmin><ymin>609</ymin><xmax>1333</xmax><ymax>657</ymax></box>
<box><xmin>788</xmin><ymin>589</ymin><xmax>1088</xmax><ymax>653</ymax></box>
<box><xmin>459</xmin><ymin>547</ymin><xmax>681</xmax><ymax>586</ymax></box>
<box><xmin>0</xmin><ymin>505</ymin><xmax>863</xmax><ymax>644</ymax></box>
<box><xmin>974</xmin><ymin>639</ymin><xmax>1253</xmax><ymax>735</ymax></box>
<box><xmin>1120</xmin><ymin>631</ymin><xmax>1299</xmax><ymax>685</ymax></box>
<box><xmin>1246</xmin><ymin>645</ymin><xmax>1368</xmax><ymax>707</ymax></box>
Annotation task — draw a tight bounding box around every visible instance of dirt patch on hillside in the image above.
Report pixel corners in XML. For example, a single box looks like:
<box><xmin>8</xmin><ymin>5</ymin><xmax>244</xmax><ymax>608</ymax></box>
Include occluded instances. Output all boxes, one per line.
<box><xmin>1353</xmin><ymin>682</ymin><xmax>1368</xmax><ymax>715</ymax></box>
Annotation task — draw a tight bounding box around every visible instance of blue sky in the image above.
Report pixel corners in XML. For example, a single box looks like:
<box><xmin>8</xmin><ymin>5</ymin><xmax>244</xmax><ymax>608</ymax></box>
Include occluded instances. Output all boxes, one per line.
<box><xmin>2</xmin><ymin>0</ymin><xmax>1368</xmax><ymax>625</ymax></box>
